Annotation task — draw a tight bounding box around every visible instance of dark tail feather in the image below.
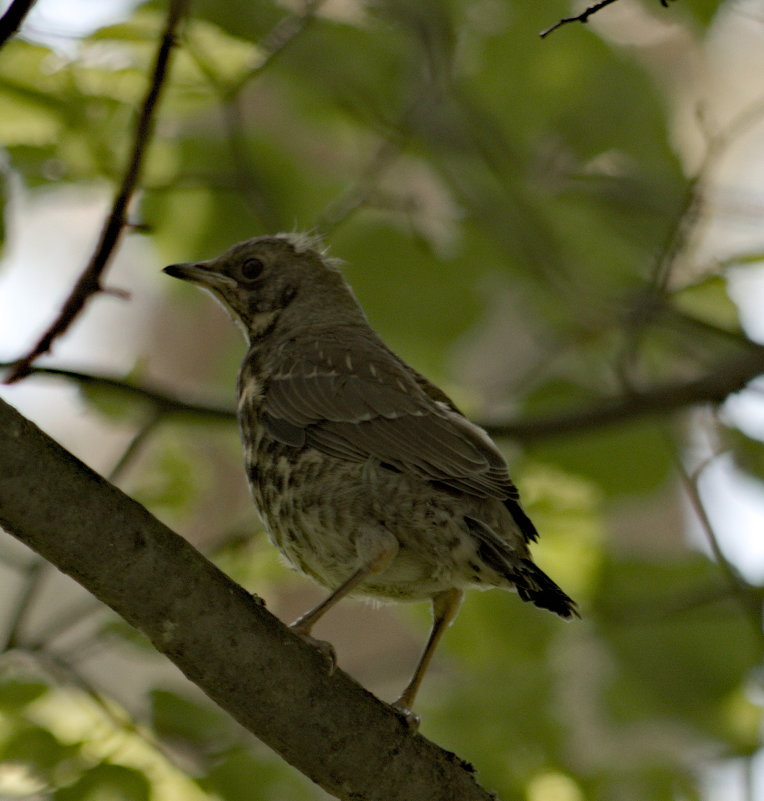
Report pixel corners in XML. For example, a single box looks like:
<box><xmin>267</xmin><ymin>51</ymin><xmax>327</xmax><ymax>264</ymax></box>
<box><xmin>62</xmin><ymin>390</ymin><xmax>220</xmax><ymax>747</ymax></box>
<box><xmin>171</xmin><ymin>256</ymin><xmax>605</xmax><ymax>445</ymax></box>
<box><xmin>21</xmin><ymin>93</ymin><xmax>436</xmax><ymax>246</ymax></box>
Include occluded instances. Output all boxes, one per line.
<box><xmin>465</xmin><ymin>516</ymin><xmax>578</xmax><ymax>619</ymax></box>
<box><xmin>503</xmin><ymin>497</ymin><xmax>540</xmax><ymax>543</ymax></box>
<box><xmin>514</xmin><ymin>558</ymin><xmax>578</xmax><ymax>619</ymax></box>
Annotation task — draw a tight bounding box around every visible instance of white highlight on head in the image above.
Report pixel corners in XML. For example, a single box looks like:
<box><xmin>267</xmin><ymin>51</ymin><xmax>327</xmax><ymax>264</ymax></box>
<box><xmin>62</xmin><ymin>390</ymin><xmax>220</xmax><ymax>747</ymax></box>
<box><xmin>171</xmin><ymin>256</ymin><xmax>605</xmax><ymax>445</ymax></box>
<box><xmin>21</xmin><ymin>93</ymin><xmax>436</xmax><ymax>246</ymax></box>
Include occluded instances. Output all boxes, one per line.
<box><xmin>273</xmin><ymin>231</ymin><xmax>344</xmax><ymax>271</ymax></box>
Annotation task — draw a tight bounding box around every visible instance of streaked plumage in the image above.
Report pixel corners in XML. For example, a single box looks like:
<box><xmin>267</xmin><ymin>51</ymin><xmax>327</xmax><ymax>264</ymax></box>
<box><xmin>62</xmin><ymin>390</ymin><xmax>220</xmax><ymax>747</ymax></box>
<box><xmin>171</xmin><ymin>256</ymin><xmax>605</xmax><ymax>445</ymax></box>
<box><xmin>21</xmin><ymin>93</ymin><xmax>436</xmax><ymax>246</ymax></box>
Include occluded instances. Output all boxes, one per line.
<box><xmin>164</xmin><ymin>233</ymin><xmax>576</xmax><ymax>717</ymax></box>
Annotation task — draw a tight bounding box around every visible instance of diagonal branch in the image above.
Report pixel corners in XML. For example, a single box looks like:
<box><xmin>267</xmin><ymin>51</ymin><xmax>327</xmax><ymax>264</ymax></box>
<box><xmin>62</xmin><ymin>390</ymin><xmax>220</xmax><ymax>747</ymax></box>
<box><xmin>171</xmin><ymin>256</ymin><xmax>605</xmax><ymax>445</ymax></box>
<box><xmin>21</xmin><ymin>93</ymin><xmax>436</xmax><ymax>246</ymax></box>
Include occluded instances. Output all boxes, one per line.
<box><xmin>540</xmin><ymin>0</ymin><xmax>675</xmax><ymax>39</ymax></box>
<box><xmin>675</xmin><ymin>454</ymin><xmax>763</xmax><ymax>637</ymax></box>
<box><xmin>0</xmin><ymin>397</ymin><xmax>497</xmax><ymax>801</ymax></box>
<box><xmin>4</xmin><ymin>0</ymin><xmax>191</xmax><ymax>384</ymax></box>
<box><xmin>540</xmin><ymin>0</ymin><xmax>622</xmax><ymax>38</ymax></box>
<box><xmin>0</xmin><ymin>0</ymin><xmax>37</xmax><ymax>49</ymax></box>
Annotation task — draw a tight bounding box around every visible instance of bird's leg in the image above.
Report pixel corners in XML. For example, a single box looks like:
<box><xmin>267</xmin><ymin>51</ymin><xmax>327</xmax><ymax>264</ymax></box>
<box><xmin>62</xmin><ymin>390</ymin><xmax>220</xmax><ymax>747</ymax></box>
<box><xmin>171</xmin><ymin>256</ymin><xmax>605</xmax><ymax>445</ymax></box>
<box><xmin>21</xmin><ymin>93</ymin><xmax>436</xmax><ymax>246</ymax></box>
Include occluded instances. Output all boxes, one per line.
<box><xmin>290</xmin><ymin>530</ymin><xmax>398</xmax><ymax>636</ymax></box>
<box><xmin>392</xmin><ymin>587</ymin><xmax>463</xmax><ymax>726</ymax></box>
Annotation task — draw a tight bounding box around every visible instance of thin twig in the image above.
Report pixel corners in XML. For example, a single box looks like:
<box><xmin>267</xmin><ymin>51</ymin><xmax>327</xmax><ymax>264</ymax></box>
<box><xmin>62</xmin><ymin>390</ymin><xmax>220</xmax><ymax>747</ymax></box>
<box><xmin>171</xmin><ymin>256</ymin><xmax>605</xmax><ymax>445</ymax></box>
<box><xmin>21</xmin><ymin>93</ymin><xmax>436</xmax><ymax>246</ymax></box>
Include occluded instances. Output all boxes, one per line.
<box><xmin>15</xmin><ymin>647</ymin><xmax>184</xmax><ymax>770</ymax></box>
<box><xmin>234</xmin><ymin>0</ymin><xmax>324</xmax><ymax>93</ymax></box>
<box><xmin>541</xmin><ymin>0</ymin><xmax>677</xmax><ymax>38</ymax></box>
<box><xmin>652</xmin><ymin>97</ymin><xmax>764</xmax><ymax>293</ymax></box>
<box><xmin>219</xmin><ymin>96</ymin><xmax>281</xmax><ymax>229</ymax></box>
<box><xmin>491</xmin><ymin>346</ymin><xmax>764</xmax><ymax>441</ymax></box>
<box><xmin>0</xmin><ymin>362</ymin><xmax>234</xmax><ymax>421</ymax></box>
<box><xmin>315</xmin><ymin>135</ymin><xmax>405</xmax><ymax>236</ymax></box>
<box><xmin>675</xmin><ymin>454</ymin><xmax>764</xmax><ymax>639</ymax></box>
<box><xmin>24</xmin><ymin>596</ymin><xmax>104</xmax><ymax>650</ymax></box>
<box><xmin>107</xmin><ymin>412</ymin><xmax>165</xmax><ymax>484</ymax></box>
<box><xmin>5</xmin><ymin>0</ymin><xmax>191</xmax><ymax>384</ymax></box>
<box><xmin>617</xmin><ymin>95</ymin><xmax>764</xmax><ymax>388</ymax></box>
<box><xmin>0</xmin><ymin>0</ymin><xmax>37</xmax><ymax>48</ymax></box>
<box><xmin>1</xmin><ymin>558</ymin><xmax>46</xmax><ymax>650</ymax></box>
<box><xmin>540</xmin><ymin>0</ymin><xmax>622</xmax><ymax>38</ymax></box>
<box><xmin>182</xmin><ymin>2</ymin><xmax>326</xmax><ymax>229</ymax></box>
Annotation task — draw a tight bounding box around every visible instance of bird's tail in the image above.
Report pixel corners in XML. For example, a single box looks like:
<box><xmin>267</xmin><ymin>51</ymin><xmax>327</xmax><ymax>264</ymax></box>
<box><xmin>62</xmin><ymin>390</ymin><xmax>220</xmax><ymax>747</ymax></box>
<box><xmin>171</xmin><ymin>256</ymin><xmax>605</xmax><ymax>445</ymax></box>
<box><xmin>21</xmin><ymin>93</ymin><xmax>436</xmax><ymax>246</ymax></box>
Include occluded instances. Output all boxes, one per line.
<box><xmin>513</xmin><ymin>559</ymin><xmax>578</xmax><ymax>619</ymax></box>
<box><xmin>465</xmin><ymin>516</ymin><xmax>578</xmax><ymax>619</ymax></box>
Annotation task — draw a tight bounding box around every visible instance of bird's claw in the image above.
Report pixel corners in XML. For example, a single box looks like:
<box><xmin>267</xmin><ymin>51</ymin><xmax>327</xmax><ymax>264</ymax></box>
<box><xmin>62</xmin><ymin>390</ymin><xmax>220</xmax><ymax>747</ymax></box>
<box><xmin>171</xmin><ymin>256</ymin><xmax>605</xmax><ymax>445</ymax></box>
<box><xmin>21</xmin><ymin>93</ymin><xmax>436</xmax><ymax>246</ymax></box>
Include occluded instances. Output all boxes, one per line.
<box><xmin>391</xmin><ymin>699</ymin><xmax>421</xmax><ymax>731</ymax></box>
<box><xmin>291</xmin><ymin>628</ymin><xmax>337</xmax><ymax>675</ymax></box>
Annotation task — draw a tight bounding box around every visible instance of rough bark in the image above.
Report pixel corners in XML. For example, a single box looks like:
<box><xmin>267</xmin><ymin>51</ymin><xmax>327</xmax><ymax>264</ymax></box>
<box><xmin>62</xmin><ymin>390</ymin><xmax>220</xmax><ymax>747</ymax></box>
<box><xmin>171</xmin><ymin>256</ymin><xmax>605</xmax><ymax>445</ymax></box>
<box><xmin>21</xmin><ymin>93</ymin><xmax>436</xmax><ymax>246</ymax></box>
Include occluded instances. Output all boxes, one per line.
<box><xmin>0</xmin><ymin>398</ymin><xmax>497</xmax><ymax>801</ymax></box>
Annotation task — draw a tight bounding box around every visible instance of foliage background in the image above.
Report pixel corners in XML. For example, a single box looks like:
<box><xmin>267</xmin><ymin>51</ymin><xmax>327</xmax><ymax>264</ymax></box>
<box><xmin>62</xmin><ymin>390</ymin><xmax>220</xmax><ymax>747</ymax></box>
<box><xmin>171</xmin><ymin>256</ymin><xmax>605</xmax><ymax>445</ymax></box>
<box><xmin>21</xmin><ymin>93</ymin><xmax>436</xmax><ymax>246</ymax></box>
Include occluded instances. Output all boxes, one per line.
<box><xmin>1</xmin><ymin>0</ymin><xmax>764</xmax><ymax>799</ymax></box>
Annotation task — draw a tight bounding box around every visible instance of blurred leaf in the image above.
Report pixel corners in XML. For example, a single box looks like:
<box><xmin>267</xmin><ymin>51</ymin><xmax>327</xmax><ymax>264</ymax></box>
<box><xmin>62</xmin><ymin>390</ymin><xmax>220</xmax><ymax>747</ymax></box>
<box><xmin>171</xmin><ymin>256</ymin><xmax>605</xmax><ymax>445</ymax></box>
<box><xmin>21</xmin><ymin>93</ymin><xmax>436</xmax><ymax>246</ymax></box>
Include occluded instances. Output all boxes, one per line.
<box><xmin>720</xmin><ymin>250</ymin><xmax>764</xmax><ymax>269</ymax></box>
<box><xmin>595</xmin><ymin>555</ymin><xmax>762</xmax><ymax>740</ymax></box>
<box><xmin>522</xmin><ymin>380</ymin><xmax>675</xmax><ymax>494</ymax></box>
<box><xmin>672</xmin><ymin>275</ymin><xmax>741</xmax><ymax>332</ymax></box>
<box><xmin>675</xmin><ymin>0</ymin><xmax>726</xmax><ymax>26</ymax></box>
<box><xmin>520</xmin><ymin>461</ymin><xmax>605</xmax><ymax>600</ymax></box>
<box><xmin>97</xmin><ymin>618</ymin><xmax>154</xmax><ymax>650</ymax></box>
<box><xmin>129</xmin><ymin>429</ymin><xmax>200</xmax><ymax>513</ymax></box>
<box><xmin>54</xmin><ymin>763</ymin><xmax>150</xmax><ymax>801</ymax></box>
<box><xmin>200</xmin><ymin>746</ymin><xmax>316</xmax><ymax>801</ymax></box>
<box><xmin>150</xmin><ymin>690</ymin><xmax>234</xmax><ymax>750</ymax></box>
<box><xmin>1</xmin><ymin>725</ymin><xmax>79</xmax><ymax>780</ymax></box>
<box><xmin>335</xmin><ymin>220</ymin><xmax>483</xmax><ymax>375</ymax></box>
<box><xmin>0</xmin><ymin>679</ymin><xmax>48</xmax><ymax>711</ymax></box>
<box><xmin>723</xmin><ymin>425</ymin><xmax>764</xmax><ymax>484</ymax></box>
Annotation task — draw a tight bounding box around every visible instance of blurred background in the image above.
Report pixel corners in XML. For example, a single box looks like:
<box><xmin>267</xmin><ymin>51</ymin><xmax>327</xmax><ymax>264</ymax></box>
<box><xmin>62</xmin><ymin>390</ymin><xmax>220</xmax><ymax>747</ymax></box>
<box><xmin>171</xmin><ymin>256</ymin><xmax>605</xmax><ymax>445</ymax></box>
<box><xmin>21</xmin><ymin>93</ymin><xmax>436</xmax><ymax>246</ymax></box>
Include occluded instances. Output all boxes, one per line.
<box><xmin>1</xmin><ymin>0</ymin><xmax>764</xmax><ymax>799</ymax></box>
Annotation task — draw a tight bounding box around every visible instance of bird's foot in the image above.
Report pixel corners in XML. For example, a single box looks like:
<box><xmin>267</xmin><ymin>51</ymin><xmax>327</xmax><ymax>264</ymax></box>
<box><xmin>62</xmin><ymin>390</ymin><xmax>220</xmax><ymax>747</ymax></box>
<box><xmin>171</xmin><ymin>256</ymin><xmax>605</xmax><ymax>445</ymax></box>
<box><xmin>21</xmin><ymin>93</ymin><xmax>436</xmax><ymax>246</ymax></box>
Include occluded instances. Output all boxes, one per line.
<box><xmin>391</xmin><ymin>699</ymin><xmax>421</xmax><ymax>731</ymax></box>
<box><xmin>290</xmin><ymin>625</ymin><xmax>337</xmax><ymax>675</ymax></box>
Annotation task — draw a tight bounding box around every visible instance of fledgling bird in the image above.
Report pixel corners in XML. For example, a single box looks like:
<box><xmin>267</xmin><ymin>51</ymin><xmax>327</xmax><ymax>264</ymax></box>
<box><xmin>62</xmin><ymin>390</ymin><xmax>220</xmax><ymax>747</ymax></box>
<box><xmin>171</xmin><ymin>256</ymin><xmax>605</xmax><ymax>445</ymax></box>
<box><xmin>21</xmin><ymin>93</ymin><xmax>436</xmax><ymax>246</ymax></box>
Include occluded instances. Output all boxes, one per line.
<box><xmin>164</xmin><ymin>233</ymin><xmax>576</xmax><ymax>718</ymax></box>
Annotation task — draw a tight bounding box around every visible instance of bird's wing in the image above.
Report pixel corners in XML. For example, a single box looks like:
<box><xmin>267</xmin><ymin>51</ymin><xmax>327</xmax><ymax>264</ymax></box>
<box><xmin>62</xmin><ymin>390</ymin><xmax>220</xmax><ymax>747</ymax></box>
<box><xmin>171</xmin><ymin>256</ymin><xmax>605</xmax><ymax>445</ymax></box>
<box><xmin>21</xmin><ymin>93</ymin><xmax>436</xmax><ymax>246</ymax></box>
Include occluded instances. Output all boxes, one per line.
<box><xmin>259</xmin><ymin>336</ymin><xmax>519</xmax><ymax>501</ymax></box>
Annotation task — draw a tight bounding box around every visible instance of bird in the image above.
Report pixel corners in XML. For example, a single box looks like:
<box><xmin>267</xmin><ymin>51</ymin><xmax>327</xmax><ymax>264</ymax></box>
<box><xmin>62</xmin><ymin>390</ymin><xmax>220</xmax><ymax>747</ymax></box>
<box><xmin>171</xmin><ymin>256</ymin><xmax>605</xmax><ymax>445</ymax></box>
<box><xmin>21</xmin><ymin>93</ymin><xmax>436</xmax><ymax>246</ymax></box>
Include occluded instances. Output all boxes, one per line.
<box><xmin>163</xmin><ymin>232</ymin><xmax>576</xmax><ymax>720</ymax></box>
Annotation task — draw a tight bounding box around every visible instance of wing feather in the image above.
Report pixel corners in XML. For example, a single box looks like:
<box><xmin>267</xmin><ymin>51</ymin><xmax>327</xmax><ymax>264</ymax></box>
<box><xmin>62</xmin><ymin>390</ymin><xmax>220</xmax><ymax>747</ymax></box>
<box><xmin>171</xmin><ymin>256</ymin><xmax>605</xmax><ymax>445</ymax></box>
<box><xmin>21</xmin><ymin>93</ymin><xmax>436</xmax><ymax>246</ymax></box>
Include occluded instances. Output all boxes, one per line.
<box><xmin>259</xmin><ymin>338</ymin><xmax>517</xmax><ymax>500</ymax></box>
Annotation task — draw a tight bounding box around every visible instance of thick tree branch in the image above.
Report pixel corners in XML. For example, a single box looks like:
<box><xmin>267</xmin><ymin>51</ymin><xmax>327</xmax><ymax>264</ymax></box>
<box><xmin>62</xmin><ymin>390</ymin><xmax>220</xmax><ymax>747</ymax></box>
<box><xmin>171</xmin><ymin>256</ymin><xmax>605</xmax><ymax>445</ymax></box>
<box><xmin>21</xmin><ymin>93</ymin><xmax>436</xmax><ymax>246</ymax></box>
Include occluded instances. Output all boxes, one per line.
<box><xmin>0</xmin><ymin>0</ymin><xmax>36</xmax><ymax>48</ymax></box>
<box><xmin>0</xmin><ymin>398</ymin><xmax>497</xmax><ymax>801</ymax></box>
<box><xmin>5</xmin><ymin>0</ymin><xmax>190</xmax><ymax>384</ymax></box>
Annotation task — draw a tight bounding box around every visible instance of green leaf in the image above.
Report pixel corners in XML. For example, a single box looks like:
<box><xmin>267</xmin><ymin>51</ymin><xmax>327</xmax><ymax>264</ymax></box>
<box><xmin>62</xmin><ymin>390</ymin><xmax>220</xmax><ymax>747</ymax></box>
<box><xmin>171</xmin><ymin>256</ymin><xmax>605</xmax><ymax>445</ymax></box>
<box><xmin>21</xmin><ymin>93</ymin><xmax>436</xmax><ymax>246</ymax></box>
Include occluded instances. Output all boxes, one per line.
<box><xmin>723</xmin><ymin>425</ymin><xmax>764</xmax><ymax>484</ymax></box>
<box><xmin>524</xmin><ymin>415</ymin><xmax>675</xmax><ymax>495</ymax></box>
<box><xmin>0</xmin><ymin>679</ymin><xmax>48</xmax><ymax>711</ymax></box>
<box><xmin>672</xmin><ymin>275</ymin><xmax>741</xmax><ymax>332</ymax></box>
<box><xmin>1</xmin><ymin>725</ymin><xmax>79</xmax><ymax>779</ymax></box>
<box><xmin>595</xmin><ymin>555</ymin><xmax>762</xmax><ymax>742</ymax></box>
<box><xmin>150</xmin><ymin>690</ymin><xmax>233</xmax><ymax>750</ymax></box>
<box><xmin>54</xmin><ymin>763</ymin><xmax>151</xmax><ymax>801</ymax></box>
<box><xmin>675</xmin><ymin>0</ymin><xmax>725</xmax><ymax>27</ymax></box>
<box><xmin>200</xmin><ymin>747</ymin><xmax>316</xmax><ymax>801</ymax></box>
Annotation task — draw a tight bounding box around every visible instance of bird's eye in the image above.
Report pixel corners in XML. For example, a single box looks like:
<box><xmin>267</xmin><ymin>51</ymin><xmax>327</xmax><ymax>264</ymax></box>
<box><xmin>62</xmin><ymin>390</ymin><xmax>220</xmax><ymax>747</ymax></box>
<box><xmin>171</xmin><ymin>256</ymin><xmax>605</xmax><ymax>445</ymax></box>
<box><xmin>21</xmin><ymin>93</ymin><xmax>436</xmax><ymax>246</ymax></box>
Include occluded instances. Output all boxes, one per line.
<box><xmin>239</xmin><ymin>257</ymin><xmax>265</xmax><ymax>282</ymax></box>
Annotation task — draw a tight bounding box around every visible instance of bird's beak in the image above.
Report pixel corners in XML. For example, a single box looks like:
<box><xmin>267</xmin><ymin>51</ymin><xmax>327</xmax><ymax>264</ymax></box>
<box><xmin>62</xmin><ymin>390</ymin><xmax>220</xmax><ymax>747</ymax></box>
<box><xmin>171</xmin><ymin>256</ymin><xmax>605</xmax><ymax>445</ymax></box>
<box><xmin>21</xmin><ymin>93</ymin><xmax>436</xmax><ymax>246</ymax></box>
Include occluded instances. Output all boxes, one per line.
<box><xmin>163</xmin><ymin>262</ymin><xmax>236</xmax><ymax>289</ymax></box>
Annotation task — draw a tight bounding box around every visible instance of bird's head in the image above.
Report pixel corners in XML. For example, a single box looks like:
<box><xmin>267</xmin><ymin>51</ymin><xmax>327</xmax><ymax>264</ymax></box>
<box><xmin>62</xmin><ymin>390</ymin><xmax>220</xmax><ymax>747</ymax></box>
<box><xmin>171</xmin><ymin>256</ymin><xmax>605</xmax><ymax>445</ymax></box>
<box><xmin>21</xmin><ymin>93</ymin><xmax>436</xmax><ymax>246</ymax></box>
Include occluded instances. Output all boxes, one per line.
<box><xmin>163</xmin><ymin>233</ymin><xmax>365</xmax><ymax>341</ymax></box>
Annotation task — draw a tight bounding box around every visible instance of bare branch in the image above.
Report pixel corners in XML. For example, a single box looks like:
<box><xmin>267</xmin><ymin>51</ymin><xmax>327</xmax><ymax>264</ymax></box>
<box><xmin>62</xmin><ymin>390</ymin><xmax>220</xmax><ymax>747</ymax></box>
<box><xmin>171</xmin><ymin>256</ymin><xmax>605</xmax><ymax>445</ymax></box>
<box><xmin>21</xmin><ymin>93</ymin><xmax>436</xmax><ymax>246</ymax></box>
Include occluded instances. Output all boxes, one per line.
<box><xmin>5</xmin><ymin>344</ymin><xmax>764</xmax><ymax>443</ymax></box>
<box><xmin>652</xmin><ymin>96</ymin><xmax>764</xmax><ymax>293</ymax></box>
<box><xmin>541</xmin><ymin>0</ymin><xmax>677</xmax><ymax>38</ymax></box>
<box><xmin>0</xmin><ymin>0</ymin><xmax>37</xmax><ymax>48</ymax></box>
<box><xmin>675</xmin><ymin>454</ymin><xmax>763</xmax><ymax>638</ymax></box>
<box><xmin>236</xmin><ymin>0</ymin><xmax>323</xmax><ymax>91</ymax></box>
<box><xmin>4</xmin><ymin>0</ymin><xmax>191</xmax><ymax>384</ymax></box>
<box><xmin>107</xmin><ymin>413</ymin><xmax>164</xmax><ymax>483</ymax></box>
<box><xmin>540</xmin><ymin>0</ymin><xmax>622</xmax><ymax>38</ymax></box>
<box><xmin>486</xmin><ymin>346</ymin><xmax>764</xmax><ymax>441</ymax></box>
<box><xmin>1</xmin><ymin>557</ymin><xmax>46</xmax><ymax>650</ymax></box>
<box><xmin>0</xmin><ymin>398</ymin><xmax>497</xmax><ymax>801</ymax></box>
<box><xmin>0</xmin><ymin>362</ymin><xmax>234</xmax><ymax>421</ymax></box>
